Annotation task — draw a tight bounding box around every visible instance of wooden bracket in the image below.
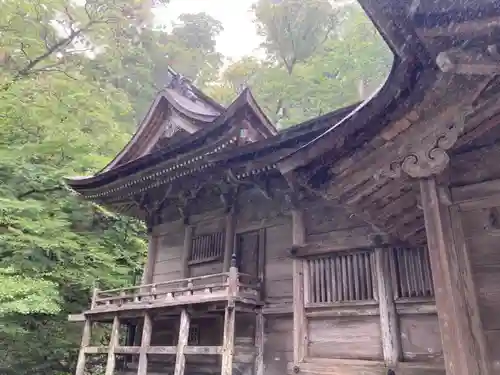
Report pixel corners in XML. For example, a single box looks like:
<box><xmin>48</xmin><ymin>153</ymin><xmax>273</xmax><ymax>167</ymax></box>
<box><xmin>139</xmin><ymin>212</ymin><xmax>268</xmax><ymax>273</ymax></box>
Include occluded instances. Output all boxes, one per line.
<box><xmin>379</xmin><ymin>104</ymin><xmax>473</xmax><ymax>179</ymax></box>
<box><xmin>225</xmin><ymin>169</ymin><xmax>273</xmax><ymax>201</ymax></box>
<box><xmin>437</xmin><ymin>46</ymin><xmax>500</xmax><ymax>76</ymax></box>
<box><xmin>283</xmin><ymin>171</ymin><xmax>306</xmax><ymax>210</ymax></box>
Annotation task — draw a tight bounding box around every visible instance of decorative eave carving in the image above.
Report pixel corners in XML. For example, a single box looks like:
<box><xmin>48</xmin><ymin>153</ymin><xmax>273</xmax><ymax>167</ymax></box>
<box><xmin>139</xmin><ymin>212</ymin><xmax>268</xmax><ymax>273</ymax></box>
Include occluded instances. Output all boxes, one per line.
<box><xmin>378</xmin><ymin>105</ymin><xmax>473</xmax><ymax>179</ymax></box>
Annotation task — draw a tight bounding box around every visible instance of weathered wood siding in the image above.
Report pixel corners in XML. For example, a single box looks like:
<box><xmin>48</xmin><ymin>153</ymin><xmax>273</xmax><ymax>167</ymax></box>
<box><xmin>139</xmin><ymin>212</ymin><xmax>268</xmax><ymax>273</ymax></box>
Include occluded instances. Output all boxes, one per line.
<box><xmin>399</xmin><ymin>314</ymin><xmax>443</xmax><ymax>363</ymax></box>
<box><xmin>145</xmin><ymin>188</ymin><xmax>444</xmax><ymax>374</ymax></box>
<box><xmin>263</xmin><ymin>317</ymin><xmax>293</xmax><ymax>375</ymax></box>
<box><xmin>152</xmin><ymin>224</ymin><xmax>184</xmax><ymax>284</ymax></box>
<box><xmin>308</xmin><ymin>316</ymin><xmax>383</xmax><ymax>360</ymax></box>
<box><xmin>459</xmin><ymin>207</ymin><xmax>500</xmax><ymax>370</ymax></box>
<box><xmin>263</xmin><ymin>221</ymin><xmax>294</xmax><ymax>305</ymax></box>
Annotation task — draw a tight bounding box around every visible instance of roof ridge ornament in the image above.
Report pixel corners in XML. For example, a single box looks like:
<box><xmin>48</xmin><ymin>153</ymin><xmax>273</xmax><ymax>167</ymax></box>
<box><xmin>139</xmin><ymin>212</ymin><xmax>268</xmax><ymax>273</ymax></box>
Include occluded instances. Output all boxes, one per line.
<box><xmin>166</xmin><ymin>69</ymin><xmax>198</xmax><ymax>102</ymax></box>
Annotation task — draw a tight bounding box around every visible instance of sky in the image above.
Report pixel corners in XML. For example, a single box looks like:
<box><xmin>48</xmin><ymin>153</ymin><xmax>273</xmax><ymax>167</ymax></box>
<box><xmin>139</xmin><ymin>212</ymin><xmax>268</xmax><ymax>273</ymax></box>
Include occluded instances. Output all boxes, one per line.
<box><xmin>153</xmin><ymin>0</ymin><xmax>264</xmax><ymax>60</ymax></box>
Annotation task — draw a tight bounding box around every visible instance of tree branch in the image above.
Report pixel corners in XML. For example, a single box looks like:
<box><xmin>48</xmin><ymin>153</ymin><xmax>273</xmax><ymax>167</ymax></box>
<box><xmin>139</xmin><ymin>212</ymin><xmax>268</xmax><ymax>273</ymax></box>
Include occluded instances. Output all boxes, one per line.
<box><xmin>17</xmin><ymin>186</ymin><xmax>63</xmax><ymax>200</ymax></box>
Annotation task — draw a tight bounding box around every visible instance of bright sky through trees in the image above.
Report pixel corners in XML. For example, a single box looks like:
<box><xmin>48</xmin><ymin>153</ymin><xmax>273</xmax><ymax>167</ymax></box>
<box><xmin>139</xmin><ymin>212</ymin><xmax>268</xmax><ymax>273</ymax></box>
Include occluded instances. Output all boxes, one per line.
<box><xmin>154</xmin><ymin>0</ymin><xmax>263</xmax><ymax>60</ymax></box>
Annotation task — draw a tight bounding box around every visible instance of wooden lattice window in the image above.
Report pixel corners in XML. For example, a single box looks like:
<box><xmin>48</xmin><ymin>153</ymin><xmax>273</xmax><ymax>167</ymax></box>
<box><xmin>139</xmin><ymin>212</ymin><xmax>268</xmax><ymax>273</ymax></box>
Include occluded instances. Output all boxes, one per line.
<box><xmin>188</xmin><ymin>324</ymin><xmax>200</xmax><ymax>345</ymax></box>
<box><xmin>305</xmin><ymin>251</ymin><xmax>375</xmax><ymax>305</ymax></box>
<box><xmin>189</xmin><ymin>231</ymin><xmax>225</xmax><ymax>264</ymax></box>
<box><xmin>392</xmin><ymin>246</ymin><xmax>434</xmax><ymax>299</ymax></box>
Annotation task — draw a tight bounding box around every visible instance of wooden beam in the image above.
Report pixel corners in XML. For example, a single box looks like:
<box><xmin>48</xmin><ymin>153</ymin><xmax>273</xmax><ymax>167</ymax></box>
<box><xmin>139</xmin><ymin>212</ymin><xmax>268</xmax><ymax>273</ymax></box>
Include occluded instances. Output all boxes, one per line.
<box><xmin>417</xmin><ymin>17</ymin><xmax>500</xmax><ymax>38</ymax></box>
<box><xmin>291</xmin><ymin>227</ymin><xmax>386</xmax><ymax>257</ymax></box>
<box><xmin>75</xmin><ymin>318</ymin><xmax>91</xmax><ymax>375</ymax></box>
<box><xmin>68</xmin><ymin>314</ymin><xmax>86</xmax><ymax>322</ymax></box>
<box><xmin>105</xmin><ymin>315</ymin><xmax>120</xmax><ymax>375</ymax></box>
<box><xmin>173</xmin><ymin>309</ymin><xmax>190</xmax><ymax>375</ymax></box>
<box><xmin>420</xmin><ymin>178</ymin><xmax>491</xmax><ymax>375</ymax></box>
<box><xmin>221</xmin><ymin>306</ymin><xmax>236</xmax><ymax>375</ymax></box>
<box><xmin>180</xmin><ymin>225</ymin><xmax>193</xmax><ymax>279</ymax></box>
<box><xmin>451</xmin><ymin>178</ymin><xmax>500</xmax><ymax>210</ymax></box>
<box><xmin>223</xmin><ymin>210</ymin><xmax>236</xmax><ymax>272</ymax></box>
<box><xmin>137</xmin><ymin>313</ymin><xmax>152</xmax><ymax>375</ymax></box>
<box><xmin>437</xmin><ymin>48</ymin><xmax>500</xmax><ymax>76</ymax></box>
<box><xmin>291</xmin><ymin>209</ymin><xmax>307</xmax><ymax>365</ymax></box>
<box><xmin>374</xmin><ymin>248</ymin><xmax>402</xmax><ymax>366</ymax></box>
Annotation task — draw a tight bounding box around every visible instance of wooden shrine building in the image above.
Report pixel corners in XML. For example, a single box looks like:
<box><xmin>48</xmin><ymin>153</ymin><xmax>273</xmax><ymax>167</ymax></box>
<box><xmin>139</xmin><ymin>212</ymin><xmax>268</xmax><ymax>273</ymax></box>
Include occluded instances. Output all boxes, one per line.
<box><xmin>66</xmin><ymin>1</ymin><xmax>500</xmax><ymax>375</ymax></box>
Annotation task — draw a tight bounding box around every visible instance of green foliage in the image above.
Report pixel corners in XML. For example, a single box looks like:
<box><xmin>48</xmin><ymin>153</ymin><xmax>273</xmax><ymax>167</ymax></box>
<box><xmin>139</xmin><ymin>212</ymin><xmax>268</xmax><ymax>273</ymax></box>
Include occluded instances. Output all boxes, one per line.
<box><xmin>165</xmin><ymin>12</ymin><xmax>225</xmax><ymax>85</ymax></box>
<box><xmin>209</xmin><ymin>2</ymin><xmax>393</xmax><ymax>128</ymax></box>
<box><xmin>253</xmin><ymin>0</ymin><xmax>338</xmax><ymax>74</ymax></box>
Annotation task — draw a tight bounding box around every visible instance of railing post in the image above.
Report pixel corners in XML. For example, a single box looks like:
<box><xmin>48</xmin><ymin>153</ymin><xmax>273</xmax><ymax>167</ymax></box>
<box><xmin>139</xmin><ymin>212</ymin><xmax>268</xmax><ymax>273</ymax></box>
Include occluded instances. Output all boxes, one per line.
<box><xmin>228</xmin><ymin>256</ymin><xmax>238</xmax><ymax>300</ymax></box>
<box><xmin>91</xmin><ymin>286</ymin><xmax>98</xmax><ymax>309</ymax></box>
<box><xmin>150</xmin><ymin>284</ymin><xmax>157</xmax><ymax>300</ymax></box>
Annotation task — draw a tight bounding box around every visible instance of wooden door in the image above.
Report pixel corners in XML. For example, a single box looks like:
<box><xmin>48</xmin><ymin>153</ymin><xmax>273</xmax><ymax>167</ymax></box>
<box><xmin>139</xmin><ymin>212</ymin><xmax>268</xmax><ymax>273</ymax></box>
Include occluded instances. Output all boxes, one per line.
<box><xmin>236</xmin><ymin>230</ymin><xmax>260</xmax><ymax>278</ymax></box>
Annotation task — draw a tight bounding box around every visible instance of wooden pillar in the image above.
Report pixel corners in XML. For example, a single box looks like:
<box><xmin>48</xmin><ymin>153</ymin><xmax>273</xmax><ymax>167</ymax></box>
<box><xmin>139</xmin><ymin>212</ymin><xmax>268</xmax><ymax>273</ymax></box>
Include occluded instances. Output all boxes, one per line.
<box><xmin>137</xmin><ymin>313</ymin><xmax>152</xmax><ymax>375</ymax></box>
<box><xmin>174</xmin><ymin>309</ymin><xmax>190</xmax><ymax>375</ymax></box>
<box><xmin>221</xmin><ymin>305</ymin><xmax>236</xmax><ymax>375</ymax></box>
<box><xmin>223</xmin><ymin>209</ymin><xmax>236</xmax><ymax>272</ymax></box>
<box><xmin>75</xmin><ymin>318</ymin><xmax>91</xmax><ymax>375</ymax></box>
<box><xmin>420</xmin><ymin>177</ymin><xmax>490</xmax><ymax>375</ymax></box>
<box><xmin>374</xmin><ymin>248</ymin><xmax>402</xmax><ymax>366</ymax></box>
<box><xmin>181</xmin><ymin>225</ymin><xmax>193</xmax><ymax>279</ymax></box>
<box><xmin>254</xmin><ymin>311</ymin><xmax>264</xmax><ymax>375</ymax></box>
<box><xmin>105</xmin><ymin>315</ymin><xmax>120</xmax><ymax>375</ymax></box>
<box><xmin>291</xmin><ymin>208</ymin><xmax>307</xmax><ymax>365</ymax></box>
<box><xmin>141</xmin><ymin>235</ymin><xmax>158</xmax><ymax>285</ymax></box>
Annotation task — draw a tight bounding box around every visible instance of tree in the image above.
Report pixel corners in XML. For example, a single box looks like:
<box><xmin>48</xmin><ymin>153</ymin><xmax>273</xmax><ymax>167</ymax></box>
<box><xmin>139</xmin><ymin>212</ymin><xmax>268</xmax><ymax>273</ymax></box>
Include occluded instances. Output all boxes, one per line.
<box><xmin>165</xmin><ymin>12</ymin><xmax>224</xmax><ymax>85</ymax></box>
<box><xmin>0</xmin><ymin>0</ymin><xmax>169</xmax><ymax>90</ymax></box>
<box><xmin>0</xmin><ymin>68</ymin><xmax>147</xmax><ymax>375</ymax></box>
<box><xmin>0</xmin><ymin>2</ymin><xmax>155</xmax><ymax>373</ymax></box>
<box><xmin>252</xmin><ymin>0</ymin><xmax>338</xmax><ymax>74</ymax></box>
<box><xmin>215</xmin><ymin>2</ymin><xmax>393</xmax><ymax>128</ymax></box>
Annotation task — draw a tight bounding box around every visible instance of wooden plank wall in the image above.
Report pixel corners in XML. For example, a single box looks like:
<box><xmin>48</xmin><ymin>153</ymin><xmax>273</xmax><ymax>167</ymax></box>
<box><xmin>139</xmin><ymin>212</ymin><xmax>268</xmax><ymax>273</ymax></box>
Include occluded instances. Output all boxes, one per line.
<box><xmin>308</xmin><ymin>316</ymin><xmax>382</xmax><ymax>360</ymax></box>
<box><xmin>146</xmin><ymin>189</ymin><xmax>445</xmax><ymax>375</ymax></box>
<box><xmin>151</xmin><ymin>222</ymin><xmax>184</xmax><ymax>284</ymax></box>
<box><xmin>459</xmin><ymin>208</ymin><xmax>500</xmax><ymax>372</ymax></box>
<box><xmin>301</xmin><ymin>199</ymin><xmax>444</xmax><ymax>368</ymax></box>
<box><xmin>450</xmin><ymin>144</ymin><xmax>500</xmax><ymax>373</ymax></box>
<box><xmin>263</xmin><ymin>317</ymin><xmax>294</xmax><ymax>375</ymax></box>
<box><xmin>263</xmin><ymin>221</ymin><xmax>294</xmax><ymax>305</ymax></box>
<box><xmin>399</xmin><ymin>314</ymin><xmax>443</xmax><ymax>363</ymax></box>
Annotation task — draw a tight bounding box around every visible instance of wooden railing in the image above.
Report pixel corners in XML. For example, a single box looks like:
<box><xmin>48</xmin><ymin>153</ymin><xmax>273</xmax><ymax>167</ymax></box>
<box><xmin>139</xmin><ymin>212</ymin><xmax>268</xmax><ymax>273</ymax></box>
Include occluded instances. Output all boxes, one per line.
<box><xmin>90</xmin><ymin>267</ymin><xmax>261</xmax><ymax>311</ymax></box>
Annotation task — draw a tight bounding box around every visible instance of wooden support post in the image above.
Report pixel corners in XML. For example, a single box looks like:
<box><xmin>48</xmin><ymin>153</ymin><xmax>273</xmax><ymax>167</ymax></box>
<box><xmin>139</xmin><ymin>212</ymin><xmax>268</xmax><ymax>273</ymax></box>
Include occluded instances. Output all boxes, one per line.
<box><xmin>174</xmin><ymin>309</ymin><xmax>190</xmax><ymax>375</ymax></box>
<box><xmin>223</xmin><ymin>210</ymin><xmax>236</xmax><ymax>272</ymax></box>
<box><xmin>75</xmin><ymin>318</ymin><xmax>91</xmax><ymax>375</ymax></box>
<box><xmin>221</xmin><ymin>306</ymin><xmax>236</xmax><ymax>375</ymax></box>
<box><xmin>374</xmin><ymin>248</ymin><xmax>402</xmax><ymax>366</ymax></box>
<box><xmin>105</xmin><ymin>315</ymin><xmax>120</xmax><ymax>375</ymax></box>
<box><xmin>254</xmin><ymin>311</ymin><xmax>264</xmax><ymax>375</ymax></box>
<box><xmin>420</xmin><ymin>177</ymin><xmax>490</xmax><ymax>375</ymax></box>
<box><xmin>291</xmin><ymin>208</ymin><xmax>307</xmax><ymax>365</ymax></box>
<box><xmin>181</xmin><ymin>225</ymin><xmax>193</xmax><ymax>279</ymax></box>
<box><xmin>137</xmin><ymin>313</ymin><xmax>152</xmax><ymax>375</ymax></box>
<box><xmin>141</xmin><ymin>235</ymin><xmax>158</xmax><ymax>286</ymax></box>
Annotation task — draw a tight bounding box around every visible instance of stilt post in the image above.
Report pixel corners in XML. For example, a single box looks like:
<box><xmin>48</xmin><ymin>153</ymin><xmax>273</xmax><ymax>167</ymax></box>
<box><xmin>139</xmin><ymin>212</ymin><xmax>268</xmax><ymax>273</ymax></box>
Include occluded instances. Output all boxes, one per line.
<box><xmin>75</xmin><ymin>318</ymin><xmax>91</xmax><ymax>375</ymax></box>
<box><xmin>173</xmin><ymin>309</ymin><xmax>191</xmax><ymax>375</ymax></box>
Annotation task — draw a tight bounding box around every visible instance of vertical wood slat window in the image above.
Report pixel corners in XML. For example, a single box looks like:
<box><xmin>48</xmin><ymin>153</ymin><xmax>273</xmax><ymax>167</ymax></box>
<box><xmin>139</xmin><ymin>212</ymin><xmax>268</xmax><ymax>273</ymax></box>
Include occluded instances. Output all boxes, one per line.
<box><xmin>188</xmin><ymin>324</ymin><xmax>200</xmax><ymax>345</ymax></box>
<box><xmin>392</xmin><ymin>246</ymin><xmax>434</xmax><ymax>299</ymax></box>
<box><xmin>189</xmin><ymin>231</ymin><xmax>225</xmax><ymax>264</ymax></box>
<box><xmin>304</xmin><ymin>251</ymin><xmax>375</xmax><ymax>305</ymax></box>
